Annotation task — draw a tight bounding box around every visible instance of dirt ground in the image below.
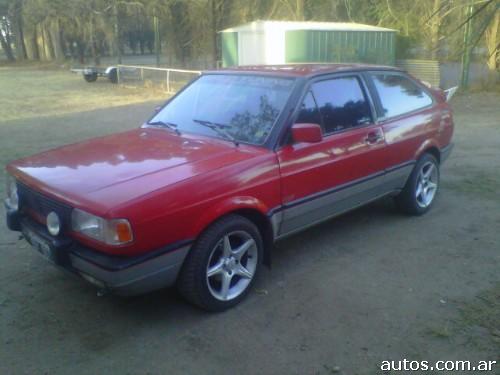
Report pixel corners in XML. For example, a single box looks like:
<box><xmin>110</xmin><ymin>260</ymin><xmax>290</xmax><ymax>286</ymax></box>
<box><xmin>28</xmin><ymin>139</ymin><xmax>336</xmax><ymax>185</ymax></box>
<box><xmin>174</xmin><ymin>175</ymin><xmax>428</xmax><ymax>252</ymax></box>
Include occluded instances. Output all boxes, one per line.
<box><xmin>0</xmin><ymin>68</ymin><xmax>499</xmax><ymax>375</ymax></box>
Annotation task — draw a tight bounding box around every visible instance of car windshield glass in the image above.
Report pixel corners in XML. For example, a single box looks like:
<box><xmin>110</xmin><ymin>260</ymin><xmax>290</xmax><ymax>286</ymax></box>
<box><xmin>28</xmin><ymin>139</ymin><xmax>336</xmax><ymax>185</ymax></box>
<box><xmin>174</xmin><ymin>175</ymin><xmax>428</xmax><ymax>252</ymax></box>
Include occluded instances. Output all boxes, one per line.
<box><xmin>148</xmin><ymin>74</ymin><xmax>295</xmax><ymax>145</ymax></box>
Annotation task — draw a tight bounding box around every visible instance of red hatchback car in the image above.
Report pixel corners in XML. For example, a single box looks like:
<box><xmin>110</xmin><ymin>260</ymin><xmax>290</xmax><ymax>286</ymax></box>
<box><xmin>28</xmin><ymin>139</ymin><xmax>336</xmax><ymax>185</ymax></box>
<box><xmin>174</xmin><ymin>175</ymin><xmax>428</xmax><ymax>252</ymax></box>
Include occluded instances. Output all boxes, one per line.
<box><xmin>5</xmin><ymin>64</ymin><xmax>454</xmax><ymax>311</ymax></box>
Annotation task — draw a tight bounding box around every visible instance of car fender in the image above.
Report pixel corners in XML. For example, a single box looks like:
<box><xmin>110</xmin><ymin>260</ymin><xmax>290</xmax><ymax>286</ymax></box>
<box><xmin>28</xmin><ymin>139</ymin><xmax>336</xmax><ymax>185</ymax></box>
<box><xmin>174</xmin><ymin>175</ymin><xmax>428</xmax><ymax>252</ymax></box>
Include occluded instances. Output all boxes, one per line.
<box><xmin>192</xmin><ymin>196</ymin><xmax>271</xmax><ymax>236</ymax></box>
<box><xmin>414</xmin><ymin>138</ymin><xmax>441</xmax><ymax>162</ymax></box>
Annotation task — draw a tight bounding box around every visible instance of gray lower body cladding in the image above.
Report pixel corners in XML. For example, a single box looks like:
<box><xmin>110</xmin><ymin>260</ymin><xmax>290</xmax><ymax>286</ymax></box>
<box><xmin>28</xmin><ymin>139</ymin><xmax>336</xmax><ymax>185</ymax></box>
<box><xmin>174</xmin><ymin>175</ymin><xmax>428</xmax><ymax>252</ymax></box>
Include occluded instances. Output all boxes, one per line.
<box><xmin>8</xmin><ymin>213</ymin><xmax>191</xmax><ymax>296</ymax></box>
<box><xmin>273</xmin><ymin>162</ymin><xmax>415</xmax><ymax>239</ymax></box>
<box><xmin>70</xmin><ymin>245</ymin><xmax>190</xmax><ymax>296</ymax></box>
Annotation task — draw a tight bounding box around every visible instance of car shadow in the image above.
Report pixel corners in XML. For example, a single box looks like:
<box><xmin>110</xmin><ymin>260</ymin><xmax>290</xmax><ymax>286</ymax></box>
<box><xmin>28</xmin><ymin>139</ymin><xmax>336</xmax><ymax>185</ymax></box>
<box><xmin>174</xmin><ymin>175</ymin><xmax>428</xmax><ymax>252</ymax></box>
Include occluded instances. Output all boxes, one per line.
<box><xmin>100</xmin><ymin>196</ymin><xmax>403</xmax><ymax>317</ymax></box>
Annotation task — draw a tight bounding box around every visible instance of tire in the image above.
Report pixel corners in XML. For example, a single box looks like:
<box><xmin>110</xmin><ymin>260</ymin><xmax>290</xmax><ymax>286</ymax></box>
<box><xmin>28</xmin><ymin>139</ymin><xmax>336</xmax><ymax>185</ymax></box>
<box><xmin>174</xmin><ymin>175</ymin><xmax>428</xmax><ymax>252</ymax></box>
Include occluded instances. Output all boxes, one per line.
<box><xmin>395</xmin><ymin>153</ymin><xmax>440</xmax><ymax>215</ymax></box>
<box><xmin>107</xmin><ymin>68</ymin><xmax>118</xmax><ymax>84</ymax></box>
<box><xmin>83</xmin><ymin>73</ymin><xmax>98</xmax><ymax>82</ymax></box>
<box><xmin>177</xmin><ymin>215</ymin><xmax>263</xmax><ymax>311</ymax></box>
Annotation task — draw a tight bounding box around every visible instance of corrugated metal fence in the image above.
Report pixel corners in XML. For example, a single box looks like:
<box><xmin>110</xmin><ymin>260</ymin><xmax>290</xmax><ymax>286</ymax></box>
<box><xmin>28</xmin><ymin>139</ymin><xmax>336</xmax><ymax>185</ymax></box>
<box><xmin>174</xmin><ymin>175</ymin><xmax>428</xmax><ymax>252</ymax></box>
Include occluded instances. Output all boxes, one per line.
<box><xmin>396</xmin><ymin>59</ymin><xmax>441</xmax><ymax>87</ymax></box>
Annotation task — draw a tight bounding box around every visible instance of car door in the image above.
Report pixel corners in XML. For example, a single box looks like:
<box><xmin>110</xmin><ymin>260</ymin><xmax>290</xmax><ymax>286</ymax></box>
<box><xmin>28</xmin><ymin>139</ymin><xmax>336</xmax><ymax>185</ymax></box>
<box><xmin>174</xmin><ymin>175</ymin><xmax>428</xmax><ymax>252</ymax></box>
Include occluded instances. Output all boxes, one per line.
<box><xmin>276</xmin><ymin>74</ymin><xmax>389</xmax><ymax>236</ymax></box>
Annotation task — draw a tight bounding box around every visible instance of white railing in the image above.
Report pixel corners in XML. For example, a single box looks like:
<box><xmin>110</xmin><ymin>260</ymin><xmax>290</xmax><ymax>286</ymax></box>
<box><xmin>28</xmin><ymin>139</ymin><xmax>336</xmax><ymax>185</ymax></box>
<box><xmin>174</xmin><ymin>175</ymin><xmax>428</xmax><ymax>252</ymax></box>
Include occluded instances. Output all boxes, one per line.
<box><xmin>117</xmin><ymin>64</ymin><xmax>202</xmax><ymax>93</ymax></box>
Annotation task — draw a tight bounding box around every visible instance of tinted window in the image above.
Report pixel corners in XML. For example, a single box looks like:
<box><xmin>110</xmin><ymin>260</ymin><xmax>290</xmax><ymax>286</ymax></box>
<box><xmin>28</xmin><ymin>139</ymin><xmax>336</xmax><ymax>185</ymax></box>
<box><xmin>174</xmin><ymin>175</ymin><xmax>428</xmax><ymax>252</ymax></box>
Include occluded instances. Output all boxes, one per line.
<box><xmin>149</xmin><ymin>75</ymin><xmax>295</xmax><ymax>145</ymax></box>
<box><xmin>311</xmin><ymin>77</ymin><xmax>372</xmax><ymax>134</ymax></box>
<box><xmin>296</xmin><ymin>91</ymin><xmax>322</xmax><ymax>126</ymax></box>
<box><xmin>371</xmin><ymin>73</ymin><xmax>433</xmax><ymax>118</ymax></box>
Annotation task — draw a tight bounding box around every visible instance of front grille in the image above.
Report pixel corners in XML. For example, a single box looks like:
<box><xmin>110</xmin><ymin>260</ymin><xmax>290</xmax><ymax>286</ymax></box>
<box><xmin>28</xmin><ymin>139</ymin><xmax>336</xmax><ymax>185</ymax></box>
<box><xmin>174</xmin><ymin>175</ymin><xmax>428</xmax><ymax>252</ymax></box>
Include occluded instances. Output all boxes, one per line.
<box><xmin>17</xmin><ymin>183</ymin><xmax>73</xmax><ymax>233</ymax></box>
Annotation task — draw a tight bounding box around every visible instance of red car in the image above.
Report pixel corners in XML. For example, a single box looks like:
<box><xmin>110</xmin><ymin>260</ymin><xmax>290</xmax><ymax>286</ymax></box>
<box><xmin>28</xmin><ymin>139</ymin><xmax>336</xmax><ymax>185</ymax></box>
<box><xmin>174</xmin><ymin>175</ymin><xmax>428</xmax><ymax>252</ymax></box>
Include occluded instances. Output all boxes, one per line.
<box><xmin>5</xmin><ymin>64</ymin><xmax>454</xmax><ymax>311</ymax></box>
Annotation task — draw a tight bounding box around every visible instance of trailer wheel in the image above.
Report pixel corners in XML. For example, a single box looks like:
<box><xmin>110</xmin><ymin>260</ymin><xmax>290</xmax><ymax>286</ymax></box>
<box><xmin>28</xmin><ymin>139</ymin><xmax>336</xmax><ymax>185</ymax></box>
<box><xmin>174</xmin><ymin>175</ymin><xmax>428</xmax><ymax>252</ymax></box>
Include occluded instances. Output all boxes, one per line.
<box><xmin>107</xmin><ymin>68</ymin><xmax>118</xmax><ymax>84</ymax></box>
<box><xmin>84</xmin><ymin>73</ymin><xmax>98</xmax><ymax>83</ymax></box>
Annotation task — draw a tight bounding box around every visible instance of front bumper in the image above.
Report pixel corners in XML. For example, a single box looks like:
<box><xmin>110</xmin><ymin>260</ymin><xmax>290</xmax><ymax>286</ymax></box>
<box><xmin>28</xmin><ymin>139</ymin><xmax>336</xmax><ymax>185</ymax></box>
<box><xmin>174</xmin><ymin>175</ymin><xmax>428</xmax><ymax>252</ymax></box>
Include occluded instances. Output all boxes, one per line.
<box><xmin>5</xmin><ymin>207</ymin><xmax>191</xmax><ymax>296</ymax></box>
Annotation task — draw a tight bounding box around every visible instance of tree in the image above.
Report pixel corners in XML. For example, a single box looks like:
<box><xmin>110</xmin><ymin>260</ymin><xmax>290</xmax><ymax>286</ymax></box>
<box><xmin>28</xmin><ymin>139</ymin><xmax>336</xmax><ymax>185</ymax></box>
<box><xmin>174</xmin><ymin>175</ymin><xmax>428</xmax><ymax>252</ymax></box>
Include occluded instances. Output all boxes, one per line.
<box><xmin>8</xmin><ymin>0</ymin><xmax>27</xmax><ymax>60</ymax></box>
<box><xmin>0</xmin><ymin>0</ymin><xmax>497</xmax><ymax>74</ymax></box>
<box><xmin>0</xmin><ymin>0</ymin><xmax>16</xmax><ymax>61</ymax></box>
<box><xmin>484</xmin><ymin>7</ymin><xmax>499</xmax><ymax>71</ymax></box>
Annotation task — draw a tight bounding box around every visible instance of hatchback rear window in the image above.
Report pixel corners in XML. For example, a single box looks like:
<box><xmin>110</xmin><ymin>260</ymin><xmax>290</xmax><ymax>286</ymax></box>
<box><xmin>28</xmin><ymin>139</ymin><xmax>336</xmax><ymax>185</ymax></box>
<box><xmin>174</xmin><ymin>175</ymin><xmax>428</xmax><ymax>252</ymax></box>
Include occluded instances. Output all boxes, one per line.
<box><xmin>371</xmin><ymin>73</ymin><xmax>433</xmax><ymax>119</ymax></box>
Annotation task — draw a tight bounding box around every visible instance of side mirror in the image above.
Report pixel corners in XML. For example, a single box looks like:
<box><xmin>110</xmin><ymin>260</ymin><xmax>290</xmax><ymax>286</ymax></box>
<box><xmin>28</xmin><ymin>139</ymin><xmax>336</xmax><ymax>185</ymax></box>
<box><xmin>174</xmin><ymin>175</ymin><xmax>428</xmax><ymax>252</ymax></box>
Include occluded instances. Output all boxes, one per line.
<box><xmin>154</xmin><ymin>106</ymin><xmax>162</xmax><ymax>113</ymax></box>
<box><xmin>291</xmin><ymin>123</ymin><xmax>322</xmax><ymax>143</ymax></box>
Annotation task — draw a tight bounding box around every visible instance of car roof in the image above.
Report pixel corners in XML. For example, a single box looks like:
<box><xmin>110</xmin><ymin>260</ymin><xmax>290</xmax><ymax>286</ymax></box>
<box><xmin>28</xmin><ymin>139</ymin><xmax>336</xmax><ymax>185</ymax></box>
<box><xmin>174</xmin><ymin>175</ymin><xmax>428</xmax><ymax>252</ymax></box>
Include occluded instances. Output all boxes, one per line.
<box><xmin>205</xmin><ymin>63</ymin><xmax>403</xmax><ymax>78</ymax></box>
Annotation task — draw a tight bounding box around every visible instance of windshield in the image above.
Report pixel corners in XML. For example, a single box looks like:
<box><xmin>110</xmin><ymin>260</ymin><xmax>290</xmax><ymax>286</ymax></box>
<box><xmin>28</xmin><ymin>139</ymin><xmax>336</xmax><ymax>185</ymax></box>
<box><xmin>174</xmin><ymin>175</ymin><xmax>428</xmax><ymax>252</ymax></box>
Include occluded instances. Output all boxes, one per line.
<box><xmin>148</xmin><ymin>74</ymin><xmax>295</xmax><ymax>145</ymax></box>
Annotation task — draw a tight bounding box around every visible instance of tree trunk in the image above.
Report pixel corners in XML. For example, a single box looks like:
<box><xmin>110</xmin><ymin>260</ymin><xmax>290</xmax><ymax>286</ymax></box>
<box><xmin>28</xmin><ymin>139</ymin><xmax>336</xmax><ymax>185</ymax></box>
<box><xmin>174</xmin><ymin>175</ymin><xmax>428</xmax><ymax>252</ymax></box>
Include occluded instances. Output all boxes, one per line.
<box><xmin>24</xmin><ymin>27</ymin><xmax>39</xmax><ymax>60</ymax></box>
<box><xmin>13</xmin><ymin>14</ymin><xmax>27</xmax><ymax>60</ymax></box>
<box><xmin>0</xmin><ymin>32</ymin><xmax>16</xmax><ymax>61</ymax></box>
<box><xmin>296</xmin><ymin>0</ymin><xmax>305</xmax><ymax>20</ymax></box>
<box><xmin>49</xmin><ymin>18</ymin><xmax>64</xmax><ymax>61</ymax></box>
<box><xmin>35</xmin><ymin>23</ymin><xmax>47</xmax><ymax>60</ymax></box>
<box><xmin>211</xmin><ymin>0</ymin><xmax>218</xmax><ymax>67</ymax></box>
<box><xmin>485</xmin><ymin>10</ymin><xmax>499</xmax><ymax>71</ymax></box>
<box><xmin>42</xmin><ymin>23</ymin><xmax>55</xmax><ymax>60</ymax></box>
<box><xmin>9</xmin><ymin>4</ymin><xmax>27</xmax><ymax>60</ymax></box>
<box><xmin>89</xmin><ymin>18</ymin><xmax>100</xmax><ymax>66</ymax></box>
<box><xmin>429</xmin><ymin>0</ymin><xmax>441</xmax><ymax>59</ymax></box>
<box><xmin>4</xmin><ymin>22</ymin><xmax>13</xmax><ymax>47</ymax></box>
<box><xmin>77</xmin><ymin>40</ymin><xmax>85</xmax><ymax>64</ymax></box>
<box><xmin>113</xmin><ymin>4</ymin><xmax>122</xmax><ymax>64</ymax></box>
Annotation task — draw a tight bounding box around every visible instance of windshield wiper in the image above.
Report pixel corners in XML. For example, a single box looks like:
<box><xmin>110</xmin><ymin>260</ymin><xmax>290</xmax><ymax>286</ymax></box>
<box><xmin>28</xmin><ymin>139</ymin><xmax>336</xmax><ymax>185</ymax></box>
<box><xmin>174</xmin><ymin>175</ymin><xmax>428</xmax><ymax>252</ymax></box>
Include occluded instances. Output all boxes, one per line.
<box><xmin>192</xmin><ymin>119</ymin><xmax>239</xmax><ymax>146</ymax></box>
<box><xmin>147</xmin><ymin>120</ymin><xmax>181</xmax><ymax>135</ymax></box>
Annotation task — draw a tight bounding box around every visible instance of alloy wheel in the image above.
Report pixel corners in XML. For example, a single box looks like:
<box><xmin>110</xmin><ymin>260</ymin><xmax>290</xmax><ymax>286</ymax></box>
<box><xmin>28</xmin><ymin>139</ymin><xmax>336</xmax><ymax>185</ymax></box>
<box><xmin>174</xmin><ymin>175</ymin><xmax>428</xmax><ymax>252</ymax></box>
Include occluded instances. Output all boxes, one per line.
<box><xmin>206</xmin><ymin>230</ymin><xmax>258</xmax><ymax>301</ymax></box>
<box><xmin>415</xmin><ymin>161</ymin><xmax>439</xmax><ymax>208</ymax></box>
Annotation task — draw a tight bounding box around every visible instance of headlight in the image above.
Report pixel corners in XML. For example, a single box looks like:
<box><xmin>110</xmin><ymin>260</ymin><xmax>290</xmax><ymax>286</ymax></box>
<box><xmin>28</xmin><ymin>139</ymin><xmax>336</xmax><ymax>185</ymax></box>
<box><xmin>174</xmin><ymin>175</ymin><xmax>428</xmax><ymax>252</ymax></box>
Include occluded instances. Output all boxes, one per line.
<box><xmin>71</xmin><ymin>208</ymin><xmax>133</xmax><ymax>245</ymax></box>
<box><xmin>5</xmin><ymin>174</ymin><xmax>19</xmax><ymax>210</ymax></box>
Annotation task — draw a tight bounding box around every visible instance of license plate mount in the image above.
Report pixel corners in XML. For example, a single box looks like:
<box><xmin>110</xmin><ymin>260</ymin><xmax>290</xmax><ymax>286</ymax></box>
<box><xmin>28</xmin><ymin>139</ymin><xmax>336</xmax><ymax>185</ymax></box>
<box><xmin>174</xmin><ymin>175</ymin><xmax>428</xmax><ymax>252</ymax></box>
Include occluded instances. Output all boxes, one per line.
<box><xmin>23</xmin><ymin>227</ymin><xmax>56</xmax><ymax>263</ymax></box>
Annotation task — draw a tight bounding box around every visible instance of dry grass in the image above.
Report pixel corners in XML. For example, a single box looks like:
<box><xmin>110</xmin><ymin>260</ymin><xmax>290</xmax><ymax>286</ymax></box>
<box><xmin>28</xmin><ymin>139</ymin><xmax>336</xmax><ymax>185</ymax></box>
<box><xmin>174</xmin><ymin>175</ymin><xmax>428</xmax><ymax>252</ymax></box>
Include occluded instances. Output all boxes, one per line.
<box><xmin>441</xmin><ymin>171</ymin><xmax>500</xmax><ymax>201</ymax></box>
<box><xmin>425</xmin><ymin>284</ymin><xmax>500</xmax><ymax>354</ymax></box>
<box><xmin>0</xmin><ymin>66</ymin><xmax>169</xmax><ymax>198</ymax></box>
<box><xmin>457</xmin><ymin>283</ymin><xmax>500</xmax><ymax>350</ymax></box>
<box><xmin>0</xmin><ymin>66</ymin><xmax>168</xmax><ymax>122</ymax></box>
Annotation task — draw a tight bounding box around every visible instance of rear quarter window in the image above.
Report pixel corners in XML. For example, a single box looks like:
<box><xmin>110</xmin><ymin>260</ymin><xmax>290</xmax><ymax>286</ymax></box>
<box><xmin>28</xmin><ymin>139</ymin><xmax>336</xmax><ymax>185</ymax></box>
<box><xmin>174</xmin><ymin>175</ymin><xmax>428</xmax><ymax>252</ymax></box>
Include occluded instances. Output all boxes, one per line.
<box><xmin>371</xmin><ymin>73</ymin><xmax>433</xmax><ymax>119</ymax></box>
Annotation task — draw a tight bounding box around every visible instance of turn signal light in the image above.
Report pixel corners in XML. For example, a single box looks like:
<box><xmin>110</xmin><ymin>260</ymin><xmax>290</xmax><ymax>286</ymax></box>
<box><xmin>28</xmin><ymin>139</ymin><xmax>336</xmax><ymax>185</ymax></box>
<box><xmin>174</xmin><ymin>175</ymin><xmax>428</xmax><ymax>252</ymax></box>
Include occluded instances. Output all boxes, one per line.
<box><xmin>115</xmin><ymin>221</ymin><xmax>133</xmax><ymax>243</ymax></box>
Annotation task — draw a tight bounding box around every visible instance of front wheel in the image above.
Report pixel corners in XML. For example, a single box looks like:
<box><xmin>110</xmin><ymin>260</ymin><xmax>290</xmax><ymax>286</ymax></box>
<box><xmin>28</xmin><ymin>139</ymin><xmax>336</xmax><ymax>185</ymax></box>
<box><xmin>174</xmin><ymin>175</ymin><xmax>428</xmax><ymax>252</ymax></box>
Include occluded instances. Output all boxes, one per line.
<box><xmin>395</xmin><ymin>153</ymin><xmax>440</xmax><ymax>215</ymax></box>
<box><xmin>177</xmin><ymin>215</ymin><xmax>263</xmax><ymax>311</ymax></box>
<box><xmin>83</xmin><ymin>73</ymin><xmax>98</xmax><ymax>82</ymax></box>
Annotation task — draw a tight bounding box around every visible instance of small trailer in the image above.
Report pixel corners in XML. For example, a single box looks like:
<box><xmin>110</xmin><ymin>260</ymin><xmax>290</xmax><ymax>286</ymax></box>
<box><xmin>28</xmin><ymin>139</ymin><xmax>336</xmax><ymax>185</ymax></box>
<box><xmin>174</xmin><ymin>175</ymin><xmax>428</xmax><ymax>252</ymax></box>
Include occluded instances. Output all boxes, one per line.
<box><xmin>71</xmin><ymin>66</ymin><xmax>118</xmax><ymax>83</ymax></box>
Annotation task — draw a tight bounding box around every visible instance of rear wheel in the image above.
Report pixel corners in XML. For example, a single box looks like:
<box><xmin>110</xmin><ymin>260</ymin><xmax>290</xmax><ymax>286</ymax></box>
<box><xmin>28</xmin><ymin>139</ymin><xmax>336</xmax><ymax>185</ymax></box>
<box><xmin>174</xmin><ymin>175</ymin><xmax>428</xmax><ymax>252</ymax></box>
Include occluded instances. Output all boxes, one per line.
<box><xmin>83</xmin><ymin>73</ymin><xmax>98</xmax><ymax>82</ymax></box>
<box><xmin>177</xmin><ymin>215</ymin><xmax>263</xmax><ymax>311</ymax></box>
<box><xmin>395</xmin><ymin>153</ymin><xmax>440</xmax><ymax>215</ymax></box>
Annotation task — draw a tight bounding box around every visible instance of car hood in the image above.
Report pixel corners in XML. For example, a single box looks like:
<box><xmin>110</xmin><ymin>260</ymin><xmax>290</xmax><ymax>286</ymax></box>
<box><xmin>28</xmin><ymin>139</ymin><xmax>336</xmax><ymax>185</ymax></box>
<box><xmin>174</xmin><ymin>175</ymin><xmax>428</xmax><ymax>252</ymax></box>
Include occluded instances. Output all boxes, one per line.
<box><xmin>8</xmin><ymin>128</ymin><xmax>262</xmax><ymax>213</ymax></box>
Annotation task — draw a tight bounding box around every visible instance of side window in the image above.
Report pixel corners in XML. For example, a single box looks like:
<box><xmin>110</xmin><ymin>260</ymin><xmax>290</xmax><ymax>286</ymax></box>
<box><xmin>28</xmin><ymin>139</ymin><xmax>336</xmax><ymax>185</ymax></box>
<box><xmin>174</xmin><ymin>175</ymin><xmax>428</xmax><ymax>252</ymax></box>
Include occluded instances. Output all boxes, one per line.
<box><xmin>311</xmin><ymin>77</ymin><xmax>372</xmax><ymax>134</ymax></box>
<box><xmin>371</xmin><ymin>73</ymin><xmax>433</xmax><ymax>119</ymax></box>
<box><xmin>295</xmin><ymin>91</ymin><xmax>322</xmax><ymax>126</ymax></box>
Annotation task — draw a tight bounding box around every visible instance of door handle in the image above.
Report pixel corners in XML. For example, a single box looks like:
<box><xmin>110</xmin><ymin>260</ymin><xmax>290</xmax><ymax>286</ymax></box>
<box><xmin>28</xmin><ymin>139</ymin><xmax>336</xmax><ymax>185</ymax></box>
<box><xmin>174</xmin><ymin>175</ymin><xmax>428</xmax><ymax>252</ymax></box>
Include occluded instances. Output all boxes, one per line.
<box><xmin>365</xmin><ymin>131</ymin><xmax>384</xmax><ymax>145</ymax></box>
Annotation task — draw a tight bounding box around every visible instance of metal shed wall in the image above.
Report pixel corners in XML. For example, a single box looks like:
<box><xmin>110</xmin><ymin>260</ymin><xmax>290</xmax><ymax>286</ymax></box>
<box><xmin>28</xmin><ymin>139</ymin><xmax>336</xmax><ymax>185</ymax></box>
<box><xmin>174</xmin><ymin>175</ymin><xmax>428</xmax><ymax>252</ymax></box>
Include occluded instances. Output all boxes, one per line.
<box><xmin>285</xmin><ymin>30</ymin><xmax>396</xmax><ymax>65</ymax></box>
<box><xmin>221</xmin><ymin>32</ymin><xmax>238</xmax><ymax>67</ymax></box>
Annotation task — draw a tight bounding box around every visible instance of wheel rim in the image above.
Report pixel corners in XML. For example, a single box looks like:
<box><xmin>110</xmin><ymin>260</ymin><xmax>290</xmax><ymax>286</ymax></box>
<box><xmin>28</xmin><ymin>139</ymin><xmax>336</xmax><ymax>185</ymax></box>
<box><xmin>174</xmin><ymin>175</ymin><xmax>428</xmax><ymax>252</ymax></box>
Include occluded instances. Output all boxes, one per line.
<box><xmin>206</xmin><ymin>231</ymin><xmax>258</xmax><ymax>301</ymax></box>
<box><xmin>416</xmin><ymin>161</ymin><xmax>439</xmax><ymax>208</ymax></box>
